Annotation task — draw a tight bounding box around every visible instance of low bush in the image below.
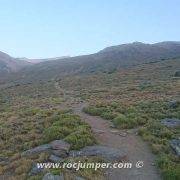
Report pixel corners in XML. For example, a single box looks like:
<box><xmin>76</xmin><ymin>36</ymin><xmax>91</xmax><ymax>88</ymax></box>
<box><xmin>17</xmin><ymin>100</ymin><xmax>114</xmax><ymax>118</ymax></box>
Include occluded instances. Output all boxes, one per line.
<box><xmin>156</xmin><ymin>154</ymin><xmax>180</xmax><ymax>180</ymax></box>
<box><xmin>64</xmin><ymin>128</ymin><xmax>96</xmax><ymax>150</ymax></box>
<box><xmin>83</xmin><ymin>106</ymin><xmax>106</xmax><ymax>116</ymax></box>
<box><xmin>43</xmin><ymin>126</ymin><xmax>68</xmax><ymax>142</ymax></box>
<box><xmin>42</xmin><ymin>113</ymin><xmax>95</xmax><ymax>149</ymax></box>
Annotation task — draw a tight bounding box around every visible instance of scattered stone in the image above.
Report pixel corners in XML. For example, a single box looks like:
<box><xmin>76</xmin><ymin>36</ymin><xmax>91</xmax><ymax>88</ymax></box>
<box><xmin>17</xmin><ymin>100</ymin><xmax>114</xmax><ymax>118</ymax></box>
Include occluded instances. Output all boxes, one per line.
<box><xmin>151</xmin><ymin>163</ymin><xmax>155</xmax><ymax>166</ymax></box>
<box><xmin>69</xmin><ymin>145</ymin><xmax>126</xmax><ymax>161</ymax></box>
<box><xmin>174</xmin><ymin>71</ymin><xmax>180</xmax><ymax>77</ymax></box>
<box><xmin>69</xmin><ymin>150</ymin><xmax>82</xmax><ymax>158</ymax></box>
<box><xmin>21</xmin><ymin>144</ymin><xmax>51</xmax><ymax>156</ymax></box>
<box><xmin>0</xmin><ymin>157</ymin><xmax>9</xmax><ymax>166</ymax></box>
<box><xmin>29</xmin><ymin>163</ymin><xmax>44</xmax><ymax>176</ymax></box>
<box><xmin>110</xmin><ymin>130</ymin><xmax>119</xmax><ymax>134</ymax></box>
<box><xmin>126</xmin><ymin>128</ymin><xmax>139</xmax><ymax>134</ymax></box>
<box><xmin>52</xmin><ymin>150</ymin><xmax>68</xmax><ymax>158</ymax></box>
<box><xmin>169</xmin><ymin>100</ymin><xmax>179</xmax><ymax>108</ymax></box>
<box><xmin>110</xmin><ymin>124</ymin><xmax>116</xmax><ymax>128</ymax></box>
<box><xmin>49</xmin><ymin>154</ymin><xmax>63</xmax><ymax>163</ymax></box>
<box><xmin>118</xmin><ymin>132</ymin><xmax>127</xmax><ymax>137</ymax></box>
<box><xmin>43</xmin><ymin>173</ymin><xmax>64</xmax><ymax>180</ymax></box>
<box><xmin>161</xmin><ymin>118</ymin><xmax>180</xmax><ymax>128</ymax></box>
<box><xmin>0</xmin><ymin>161</ymin><xmax>9</xmax><ymax>166</ymax></box>
<box><xmin>110</xmin><ymin>130</ymin><xmax>127</xmax><ymax>136</ymax></box>
<box><xmin>0</xmin><ymin>157</ymin><xmax>8</xmax><ymax>162</ymax></box>
<box><xmin>50</xmin><ymin>140</ymin><xmax>70</xmax><ymax>152</ymax></box>
<box><xmin>75</xmin><ymin>176</ymin><xmax>85</xmax><ymax>180</ymax></box>
<box><xmin>93</xmin><ymin>129</ymin><xmax>105</xmax><ymax>134</ymax></box>
<box><xmin>170</xmin><ymin>139</ymin><xmax>180</xmax><ymax>156</ymax></box>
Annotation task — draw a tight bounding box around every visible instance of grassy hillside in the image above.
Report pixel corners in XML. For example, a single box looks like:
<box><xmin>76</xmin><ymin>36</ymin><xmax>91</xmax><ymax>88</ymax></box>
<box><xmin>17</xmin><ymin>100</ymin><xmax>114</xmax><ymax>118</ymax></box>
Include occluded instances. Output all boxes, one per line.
<box><xmin>0</xmin><ymin>49</ymin><xmax>179</xmax><ymax>179</ymax></box>
<box><xmin>0</xmin><ymin>51</ymin><xmax>31</xmax><ymax>75</ymax></box>
<box><xmin>0</xmin><ymin>81</ymin><xmax>97</xmax><ymax>179</ymax></box>
<box><xmin>1</xmin><ymin>42</ymin><xmax>180</xmax><ymax>83</ymax></box>
<box><xmin>59</xmin><ymin>58</ymin><xmax>179</xmax><ymax>180</ymax></box>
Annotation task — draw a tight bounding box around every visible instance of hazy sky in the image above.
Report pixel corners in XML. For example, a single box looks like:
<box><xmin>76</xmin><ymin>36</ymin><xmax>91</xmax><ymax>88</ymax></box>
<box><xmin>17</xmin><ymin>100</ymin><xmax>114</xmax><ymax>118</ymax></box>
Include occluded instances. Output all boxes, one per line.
<box><xmin>0</xmin><ymin>0</ymin><xmax>179</xmax><ymax>58</ymax></box>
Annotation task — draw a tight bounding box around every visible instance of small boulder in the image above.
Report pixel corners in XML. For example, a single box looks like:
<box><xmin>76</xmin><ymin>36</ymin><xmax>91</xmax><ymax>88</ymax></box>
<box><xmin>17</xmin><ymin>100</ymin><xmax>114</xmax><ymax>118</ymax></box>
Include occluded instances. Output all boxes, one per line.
<box><xmin>75</xmin><ymin>176</ymin><xmax>85</xmax><ymax>180</ymax></box>
<box><xmin>52</xmin><ymin>150</ymin><xmax>68</xmax><ymax>158</ymax></box>
<box><xmin>161</xmin><ymin>118</ymin><xmax>180</xmax><ymax>128</ymax></box>
<box><xmin>174</xmin><ymin>71</ymin><xmax>180</xmax><ymax>77</ymax></box>
<box><xmin>93</xmin><ymin>129</ymin><xmax>105</xmax><ymax>134</ymax></box>
<box><xmin>49</xmin><ymin>154</ymin><xmax>63</xmax><ymax>163</ymax></box>
<box><xmin>169</xmin><ymin>100</ymin><xmax>179</xmax><ymax>108</ymax></box>
<box><xmin>110</xmin><ymin>124</ymin><xmax>116</xmax><ymax>128</ymax></box>
<box><xmin>69</xmin><ymin>145</ymin><xmax>126</xmax><ymax>161</ymax></box>
<box><xmin>21</xmin><ymin>144</ymin><xmax>51</xmax><ymax>156</ymax></box>
<box><xmin>50</xmin><ymin>140</ymin><xmax>70</xmax><ymax>152</ymax></box>
<box><xmin>43</xmin><ymin>173</ymin><xmax>64</xmax><ymax>180</ymax></box>
<box><xmin>29</xmin><ymin>163</ymin><xmax>44</xmax><ymax>176</ymax></box>
<box><xmin>170</xmin><ymin>139</ymin><xmax>180</xmax><ymax>156</ymax></box>
<box><xmin>0</xmin><ymin>157</ymin><xmax>8</xmax><ymax>162</ymax></box>
<box><xmin>0</xmin><ymin>157</ymin><xmax>9</xmax><ymax>166</ymax></box>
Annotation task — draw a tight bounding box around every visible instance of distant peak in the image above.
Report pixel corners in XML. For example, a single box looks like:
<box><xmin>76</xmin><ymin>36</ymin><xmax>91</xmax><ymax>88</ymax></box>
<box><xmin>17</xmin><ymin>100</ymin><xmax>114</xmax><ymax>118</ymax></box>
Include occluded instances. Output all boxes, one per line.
<box><xmin>132</xmin><ymin>41</ymin><xmax>144</xmax><ymax>44</ymax></box>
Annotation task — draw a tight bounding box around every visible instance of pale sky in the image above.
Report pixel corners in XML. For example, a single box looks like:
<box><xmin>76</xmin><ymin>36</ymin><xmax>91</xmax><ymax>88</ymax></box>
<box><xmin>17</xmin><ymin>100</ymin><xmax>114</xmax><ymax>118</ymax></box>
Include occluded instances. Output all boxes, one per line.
<box><xmin>0</xmin><ymin>0</ymin><xmax>179</xmax><ymax>58</ymax></box>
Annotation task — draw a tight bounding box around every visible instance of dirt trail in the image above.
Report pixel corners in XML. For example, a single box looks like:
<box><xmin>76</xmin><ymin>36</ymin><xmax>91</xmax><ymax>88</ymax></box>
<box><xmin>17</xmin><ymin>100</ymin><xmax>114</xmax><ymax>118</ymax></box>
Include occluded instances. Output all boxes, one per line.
<box><xmin>73</xmin><ymin>103</ymin><xmax>161</xmax><ymax>180</ymax></box>
<box><xmin>54</xmin><ymin>82</ymin><xmax>161</xmax><ymax>180</ymax></box>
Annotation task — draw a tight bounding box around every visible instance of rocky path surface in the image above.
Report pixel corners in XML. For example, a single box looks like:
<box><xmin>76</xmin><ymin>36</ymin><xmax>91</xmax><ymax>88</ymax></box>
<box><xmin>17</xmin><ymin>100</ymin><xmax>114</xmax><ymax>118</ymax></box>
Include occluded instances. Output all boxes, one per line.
<box><xmin>73</xmin><ymin>103</ymin><xmax>161</xmax><ymax>180</ymax></box>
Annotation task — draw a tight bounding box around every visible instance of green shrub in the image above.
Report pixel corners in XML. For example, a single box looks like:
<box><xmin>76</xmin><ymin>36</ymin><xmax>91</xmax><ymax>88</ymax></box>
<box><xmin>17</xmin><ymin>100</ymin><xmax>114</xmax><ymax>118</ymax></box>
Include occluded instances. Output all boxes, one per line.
<box><xmin>83</xmin><ymin>106</ymin><xmax>106</xmax><ymax>116</ymax></box>
<box><xmin>110</xmin><ymin>102</ymin><xmax>118</xmax><ymax>108</ymax></box>
<box><xmin>101</xmin><ymin>111</ymin><xmax>116</xmax><ymax>120</ymax></box>
<box><xmin>162</xmin><ymin>167</ymin><xmax>180</xmax><ymax>180</ymax></box>
<box><xmin>44</xmin><ymin>126</ymin><xmax>72</xmax><ymax>142</ymax></box>
<box><xmin>156</xmin><ymin>154</ymin><xmax>180</xmax><ymax>180</ymax></box>
<box><xmin>19</xmin><ymin>108</ymin><xmax>40</xmax><ymax>117</ymax></box>
<box><xmin>64</xmin><ymin>129</ymin><xmax>96</xmax><ymax>150</ymax></box>
<box><xmin>52</xmin><ymin>115</ymin><xmax>83</xmax><ymax>128</ymax></box>
<box><xmin>42</xmin><ymin>113</ymin><xmax>96</xmax><ymax>149</ymax></box>
<box><xmin>147</xmin><ymin>122</ymin><xmax>173</xmax><ymax>139</ymax></box>
<box><xmin>113</xmin><ymin>114</ymin><xmax>128</xmax><ymax>128</ymax></box>
<box><xmin>151</xmin><ymin>144</ymin><xmax>164</xmax><ymax>154</ymax></box>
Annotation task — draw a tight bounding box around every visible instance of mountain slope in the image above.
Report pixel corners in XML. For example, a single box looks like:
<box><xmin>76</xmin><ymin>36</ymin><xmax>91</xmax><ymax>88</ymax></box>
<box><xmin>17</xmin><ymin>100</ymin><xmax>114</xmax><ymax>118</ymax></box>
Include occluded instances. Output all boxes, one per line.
<box><xmin>17</xmin><ymin>41</ymin><xmax>180</xmax><ymax>80</ymax></box>
<box><xmin>1</xmin><ymin>41</ymin><xmax>180</xmax><ymax>83</ymax></box>
<box><xmin>0</xmin><ymin>51</ymin><xmax>31</xmax><ymax>75</ymax></box>
<box><xmin>16</xmin><ymin>56</ymin><xmax>70</xmax><ymax>64</ymax></box>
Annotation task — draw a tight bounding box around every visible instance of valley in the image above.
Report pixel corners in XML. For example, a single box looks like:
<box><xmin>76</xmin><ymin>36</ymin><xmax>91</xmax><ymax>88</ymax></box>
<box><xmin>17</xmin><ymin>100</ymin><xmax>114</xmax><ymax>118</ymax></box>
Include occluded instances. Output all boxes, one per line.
<box><xmin>0</xmin><ymin>42</ymin><xmax>179</xmax><ymax>180</ymax></box>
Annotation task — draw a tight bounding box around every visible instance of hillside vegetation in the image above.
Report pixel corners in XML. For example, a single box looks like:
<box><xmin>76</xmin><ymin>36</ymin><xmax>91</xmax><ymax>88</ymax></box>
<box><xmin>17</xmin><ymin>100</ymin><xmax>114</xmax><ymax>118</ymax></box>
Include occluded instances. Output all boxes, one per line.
<box><xmin>1</xmin><ymin>41</ymin><xmax>180</xmax><ymax>83</ymax></box>
<box><xmin>0</xmin><ymin>42</ymin><xmax>180</xmax><ymax>179</ymax></box>
<box><xmin>0</xmin><ymin>82</ymin><xmax>97</xmax><ymax>179</ymax></box>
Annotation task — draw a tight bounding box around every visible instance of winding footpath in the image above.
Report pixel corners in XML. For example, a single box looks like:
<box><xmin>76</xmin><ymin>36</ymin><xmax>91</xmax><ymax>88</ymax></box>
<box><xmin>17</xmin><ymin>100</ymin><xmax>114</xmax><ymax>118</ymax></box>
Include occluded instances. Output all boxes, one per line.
<box><xmin>54</xmin><ymin>82</ymin><xmax>161</xmax><ymax>180</ymax></box>
<box><xmin>73</xmin><ymin>103</ymin><xmax>161</xmax><ymax>180</ymax></box>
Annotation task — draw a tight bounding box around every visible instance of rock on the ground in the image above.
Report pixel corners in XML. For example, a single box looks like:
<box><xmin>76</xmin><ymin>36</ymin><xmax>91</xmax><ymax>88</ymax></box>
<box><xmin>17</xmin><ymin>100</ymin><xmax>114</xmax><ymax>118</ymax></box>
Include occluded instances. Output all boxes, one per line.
<box><xmin>93</xmin><ymin>128</ymin><xmax>105</xmax><ymax>134</ymax></box>
<box><xmin>0</xmin><ymin>157</ymin><xmax>8</xmax><ymax>162</ymax></box>
<box><xmin>21</xmin><ymin>144</ymin><xmax>51</xmax><ymax>156</ymax></box>
<box><xmin>161</xmin><ymin>118</ymin><xmax>180</xmax><ymax>128</ymax></box>
<box><xmin>174</xmin><ymin>70</ymin><xmax>180</xmax><ymax>77</ymax></box>
<box><xmin>29</xmin><ymin>163</ymin><xmax>44</xmax><ymax>176</ymax></box>
<box><xmin>75</xmin><ymin>176</ymin><xmax>85</xmax><ymax>180</ymax></box>
<box><xmin>118</xmin><ymin>132</ymin><xmax>127</xmax><ymax>137</ymax></box>
<box><xmin>110</xmin><ymin>130</ymin><xmax>127</xmax><ymax>137</ymax></box>
<box><xmin>110</xmin><ymin>124</ymin><xmax>116</xmax><ymax>128</ymax></box>
<box><xmin>69</xmin><ymin>145</ymin><xmax>126</xmax><ymax>161</ymax></box>
<box><xmin>49</xmin><ymin>154</ymin><xmax>63</xmax><ymax>163</ymax></box>
<box><xmin>169</xmin><ymin>100</ymin><xmax>179</xmax><ymax>108</ymax></box>
<box><xmin>110</xmin><ymin>130</ymin><xmax>119</xmax><ymax>134</ymax></box>
<box><xmin>170</xmin><ymin>139</ymin><xmax>180</xmax><ymax>156</ymax></box>
<box><xmin>43</xmin><ymin>173</ymin><xmax>64</xmax><ymax>180</ymax></box>
<box><xmin>0</xmin><ymin>157</ymin><xmax>9</xmax><ymax>165</ymax></box>
<box><xmin>52</xmin><ymin>150</ymin><xmax>68</xmax><ymax>158</ymax></box>
<box><xmin>50</xmin><ymin>140</ymin><xmax>70</xmax><ymax>152</ymax></box>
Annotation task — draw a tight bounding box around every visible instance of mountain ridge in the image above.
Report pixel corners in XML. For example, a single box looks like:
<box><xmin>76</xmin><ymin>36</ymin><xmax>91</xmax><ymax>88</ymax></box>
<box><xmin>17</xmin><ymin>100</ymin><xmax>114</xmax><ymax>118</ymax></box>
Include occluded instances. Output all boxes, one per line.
<box><xmin>1</xmin><ymin>41</ymin><xmax>180</xmax><ymax>81</ymax></box>
<box><xmin>0</xmin><ymin>51</ymin><xmax>31</xmax><ymax>75</ymax></box>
